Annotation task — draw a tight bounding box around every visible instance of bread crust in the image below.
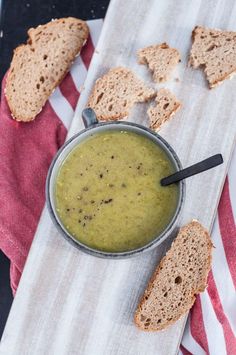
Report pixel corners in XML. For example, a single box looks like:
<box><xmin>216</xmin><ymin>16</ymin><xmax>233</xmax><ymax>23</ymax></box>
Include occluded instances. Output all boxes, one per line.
<box><xmin>189</xmin><ymin>25</ymin><xmax>236</xmax><ymax>88</ymax></box>
<box><xmin>87</xmin><ymin>67</ymin><xmax>156</xmax><ymax>121</ymax></box>
<box><xmin>134</xmin><ymin>220</ymin><xmax>213</xmax><ymax>331</ymax></box>
<box><xmin>138</xmin><ymin>43</ymin><xmax>181</xmax><ymax>83</ymax></box>
<box><xmin>148</xmin><ymin>88</ymin><xmax>182</xmax><ymax>131</ymax></box>
<box><xmin>5</xmin><ymin>17</ymin><xmax>89</xmax><ymax>122</ymax></box>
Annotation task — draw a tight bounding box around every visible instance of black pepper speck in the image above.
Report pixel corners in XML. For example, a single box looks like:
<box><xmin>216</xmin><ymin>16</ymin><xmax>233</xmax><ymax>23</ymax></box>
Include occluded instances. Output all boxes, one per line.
<box><xmin>104</xmin><ymin>198</ymin><xmax>113</xmax><ymax>204</ymax></box>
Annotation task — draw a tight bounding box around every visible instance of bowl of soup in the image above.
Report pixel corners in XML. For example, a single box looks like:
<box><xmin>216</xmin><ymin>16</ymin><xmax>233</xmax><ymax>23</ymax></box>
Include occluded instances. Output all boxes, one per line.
<box><xmin>46</xmin><ymin>109</ymin><xmax>185</xmax><ymax>258</ymax></box>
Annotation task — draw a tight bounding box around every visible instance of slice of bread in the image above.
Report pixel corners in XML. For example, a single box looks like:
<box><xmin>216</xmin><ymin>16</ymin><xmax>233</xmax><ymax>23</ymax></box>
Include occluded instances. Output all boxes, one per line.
<box><xmin>87</xmin><ymin>67</ymin><xmax>156</xmax><ymax>121</ymax></box>
<box><xmin>189</xmin><ymin>26</ymin><xmax>236</xmax><ymax>88</ymax></box>
<box><xmin>6</xmin><ymin>18</ymin><xmax>89</xmax><ymax>122</ymax></box>
<box><xmin>134</xmin><ymin>220</ymin><xmax>213</xmax><ymax>331</ymax></box>
<box><xmin>138</xmin><ymin>43</ymin><xmax>181</xmax><ymax>83</ymax></box>
<box><xmin>148</xmin><ymin>88</ymin><xmax>181</xmax><ymax>131</ymax></box>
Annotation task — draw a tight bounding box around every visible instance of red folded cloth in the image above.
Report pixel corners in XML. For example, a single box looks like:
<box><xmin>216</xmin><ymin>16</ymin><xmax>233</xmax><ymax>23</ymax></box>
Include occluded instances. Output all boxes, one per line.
<box><xmin>0</xmin><ymin>74</ymin><xmax>67</xmax><ymax>293</ymax></box>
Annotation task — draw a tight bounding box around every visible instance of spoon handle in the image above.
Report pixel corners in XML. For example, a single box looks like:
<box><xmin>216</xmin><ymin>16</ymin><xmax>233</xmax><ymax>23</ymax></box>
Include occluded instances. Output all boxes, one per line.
<box><xmin>161</xmin><ymin>154</ymin><xmax>223</xmax><ymax>186</ymax></box>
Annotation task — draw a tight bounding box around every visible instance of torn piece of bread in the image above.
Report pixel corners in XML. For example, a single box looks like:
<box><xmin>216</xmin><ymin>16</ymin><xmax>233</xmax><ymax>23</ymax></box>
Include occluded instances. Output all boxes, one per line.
<box><xmin>6</xmin><ymin>17</ymin><xmax>89</xmax><ymax>122</ymax></box>
<box><xmin>189</xmin><ymin>26</ymin><xmax>236</xmax><ymax>88</ymax></box>
<box><xmin>148</xmin><ymin>88</ymin><xmax>181</xmax><ymax>131</ymax></box>
<box><xmin>87</xmin><ymin>67</ymin><xmax>156</xmax><ymax>121</ymax></box>
<box><xmin>134</xmin><ymin>220</ymin><xmax>213</xmax><ymax>331</ymax></box>
<box><xmin>138</xmin><ymin>43</ymin><xmax>181</xmax><ymax>83</ymax></box>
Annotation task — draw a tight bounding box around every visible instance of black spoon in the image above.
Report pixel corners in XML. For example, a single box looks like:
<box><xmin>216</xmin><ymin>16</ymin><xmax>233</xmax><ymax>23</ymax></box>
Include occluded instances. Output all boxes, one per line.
<box><xmin>160</xmin><ymin>154</ymin><xmax>223</xmax><ymax>186</ymax></box>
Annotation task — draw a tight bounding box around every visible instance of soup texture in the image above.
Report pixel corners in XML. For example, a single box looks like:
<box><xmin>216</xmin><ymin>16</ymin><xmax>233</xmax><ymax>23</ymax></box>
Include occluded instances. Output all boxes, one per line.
<box><xmin>55</xmin><ymin>130</ymin><xmax>179</xmax><ymax>252</ymax></box>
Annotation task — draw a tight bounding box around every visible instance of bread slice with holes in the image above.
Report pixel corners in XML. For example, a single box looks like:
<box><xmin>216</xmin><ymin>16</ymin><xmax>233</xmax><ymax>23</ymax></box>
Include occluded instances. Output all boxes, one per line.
<box><xmin>87</xmin><ymin>67</ymin><xmax>156</xmax><ymax>120</ymax></box>
<box><xmin>134</xmin><ymin>220</ymin><xmax>213</xmax><ymax>331</ymax></box>
<box><xmin>138</xmin><ymin>43</ymin><xmax>181</xmax><ymax>82</ymax></box>
<box><xmin>148</xmin><ymin>88</ymin><xmax>181</xmax><ymax>131</ymax></box>
<box><xmin>189</xmin><ymin>26</ymin><xmax>236</xmax><ymax>88</ymax></box>
<box><xmin>5</xmin><ymin>18</ymin><xmax>89</xmax><ymax>122</ymax></box>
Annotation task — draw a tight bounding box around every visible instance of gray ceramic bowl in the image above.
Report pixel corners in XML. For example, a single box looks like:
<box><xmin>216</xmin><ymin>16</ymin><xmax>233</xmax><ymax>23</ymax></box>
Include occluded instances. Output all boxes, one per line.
<box><xmin>46</xmin><ymin>109</ymin><xmax>185</xmax><ymax>258</ymax></box>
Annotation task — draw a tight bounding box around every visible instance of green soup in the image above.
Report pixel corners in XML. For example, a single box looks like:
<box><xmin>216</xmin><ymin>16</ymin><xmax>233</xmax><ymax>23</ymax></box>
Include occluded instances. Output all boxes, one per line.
<box><xmin>55</xmin><ymin>130</ymin><xmax>179</xmax><ymax>252</ymax></box>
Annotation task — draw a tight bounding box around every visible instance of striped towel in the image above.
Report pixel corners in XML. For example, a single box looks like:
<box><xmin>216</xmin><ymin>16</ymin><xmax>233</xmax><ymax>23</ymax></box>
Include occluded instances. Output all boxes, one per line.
<box><xmin>0</xmin><ymin>19</ymin><xmax>235</xmax><ymax>355</ymax></box>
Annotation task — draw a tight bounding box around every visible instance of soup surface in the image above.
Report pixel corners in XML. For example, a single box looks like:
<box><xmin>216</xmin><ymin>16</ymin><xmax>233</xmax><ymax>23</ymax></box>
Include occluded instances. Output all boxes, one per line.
<box><xmin>55</xmin><ymin>130</ymin><xmax>179</xmax><ymax>252</ymax></box>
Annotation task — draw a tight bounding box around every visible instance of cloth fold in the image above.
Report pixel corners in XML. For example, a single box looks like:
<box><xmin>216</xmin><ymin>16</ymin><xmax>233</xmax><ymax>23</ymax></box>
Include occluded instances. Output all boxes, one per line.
<box><xmin>0</xmin><ymin>76</ymin><xmax>67</xmax><ymax>293</ymax></box>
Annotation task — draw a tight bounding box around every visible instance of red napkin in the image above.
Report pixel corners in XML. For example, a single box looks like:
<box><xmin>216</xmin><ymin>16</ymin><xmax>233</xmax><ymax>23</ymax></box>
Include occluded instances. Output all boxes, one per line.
<box><xmin>0</xmin><ymin>74</ymin><xmax>67</xmax><ymax>293</ymax></box>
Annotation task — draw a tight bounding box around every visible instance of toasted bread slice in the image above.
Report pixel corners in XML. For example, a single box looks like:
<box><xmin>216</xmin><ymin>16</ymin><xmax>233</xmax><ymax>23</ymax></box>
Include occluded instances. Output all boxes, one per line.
<box><xmin>148</xmin><ymin>88</ymin><xmax>181</xmax><ymax>131</ymax></box>
<box><xmin>6</xmin><ymin>18</ymin><xmax>89</xmax><ymax>121</ymax></box>
<box><xmin>138</xmin><ymin>43</ymin><xmax>181</xmax><ymax>82</ymax></box>
<box><xmin>87</xmin><ymin>67</ymin><xmax>156</xmax><ymax>121</ymax></box>
<box><xmin>189</xmin><ymin>26</ymin><xmax>236</xmax><ymax>88</ymax></box>
<box><xmin>134</xmin><ymin>221</ymin><xmax>213</xmax><ymax>331</ymax></box>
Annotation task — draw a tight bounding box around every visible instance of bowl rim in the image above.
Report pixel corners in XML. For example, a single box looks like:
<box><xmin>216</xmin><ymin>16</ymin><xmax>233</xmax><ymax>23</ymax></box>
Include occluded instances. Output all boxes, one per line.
<box><xmin>46</xmin><ymin>121</ymin><xmax>185</xmax><ymax>259</ymax></box>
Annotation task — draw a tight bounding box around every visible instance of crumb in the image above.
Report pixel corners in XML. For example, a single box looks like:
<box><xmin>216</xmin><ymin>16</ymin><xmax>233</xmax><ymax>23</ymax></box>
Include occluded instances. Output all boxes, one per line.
<box><xmin>79</xmin><ymin>85</ymin><xmax>85</xmax><ymax>92</ymax></box>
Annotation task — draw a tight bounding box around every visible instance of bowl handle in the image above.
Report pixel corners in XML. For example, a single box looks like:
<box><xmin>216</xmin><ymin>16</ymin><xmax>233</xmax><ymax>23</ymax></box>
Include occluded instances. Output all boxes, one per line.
<box><xmin>82</xmin><ymin>108</ymin><xmax>98</xmax><ymax>128</ymax></box>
